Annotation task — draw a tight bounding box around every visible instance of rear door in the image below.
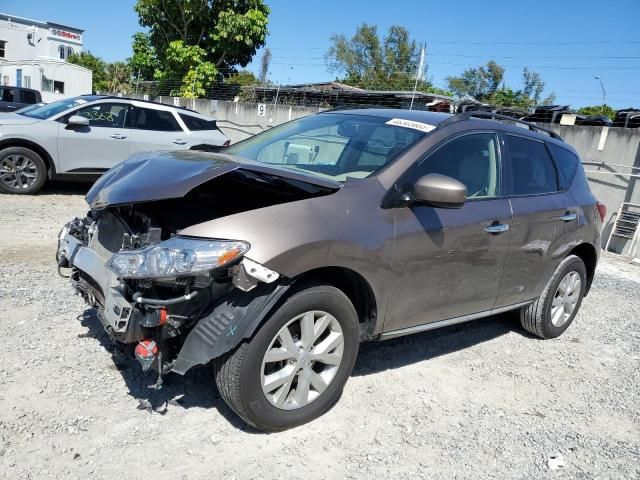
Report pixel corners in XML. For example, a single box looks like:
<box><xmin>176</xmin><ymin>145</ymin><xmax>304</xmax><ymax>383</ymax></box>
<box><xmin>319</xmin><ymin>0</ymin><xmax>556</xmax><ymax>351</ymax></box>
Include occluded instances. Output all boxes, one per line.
<box><xmin>57</xmin><ymin>102</ymin><xmax>131</xmax><ymax>172</ymax></box>
<box><xmin>385</xmin><ymin>131</ymin><xmax>512</xmax><ymax>332</ymax></box>
<box><xmin>126</xmin><ymin>105</ymin><xmax>189</xmax><ymax>152</ymax></box>
<box><xmin>495</xmin><ymin>133</ymin><xmax>578</xmax><ymax>308</ymax></box>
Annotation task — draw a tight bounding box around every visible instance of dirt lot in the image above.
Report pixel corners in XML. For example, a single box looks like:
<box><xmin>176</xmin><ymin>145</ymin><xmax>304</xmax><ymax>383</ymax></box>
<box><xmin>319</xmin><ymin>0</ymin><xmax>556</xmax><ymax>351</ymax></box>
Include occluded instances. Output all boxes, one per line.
<box><xmin>0</xmin><ymin>184</ymin><xmax>639</xmax><ymax>480</ymax></box>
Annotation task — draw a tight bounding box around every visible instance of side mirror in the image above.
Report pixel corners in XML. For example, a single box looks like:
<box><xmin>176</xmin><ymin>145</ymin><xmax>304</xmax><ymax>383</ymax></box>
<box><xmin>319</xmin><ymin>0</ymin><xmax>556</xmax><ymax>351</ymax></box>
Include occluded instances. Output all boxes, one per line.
<box><xmin>412</xmin><ymin>173</ymin><xmax>467</xmax><ymax>208</ymax></box>
<box><xmin>67</xmin><ymin>115</ymin><xmax>90</xmax><ymax>128</ymax></box>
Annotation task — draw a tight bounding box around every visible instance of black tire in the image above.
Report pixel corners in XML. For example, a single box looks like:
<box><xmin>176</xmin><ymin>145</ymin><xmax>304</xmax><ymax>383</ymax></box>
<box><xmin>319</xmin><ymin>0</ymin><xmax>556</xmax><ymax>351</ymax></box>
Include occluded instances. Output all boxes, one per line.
<box><xmin>0</xmin><ymin>147</ymin><xmax>48</xmax><ymax>194</ymax></box>
<box><xmin>213</xmin><ymin>284</ymin><xmax>360</xmax><ymax>431</ymax></box>
<box><xmin>520</xmin><ymin>255</ymin><xmax>587</xmax><ymax>339</ymax></box>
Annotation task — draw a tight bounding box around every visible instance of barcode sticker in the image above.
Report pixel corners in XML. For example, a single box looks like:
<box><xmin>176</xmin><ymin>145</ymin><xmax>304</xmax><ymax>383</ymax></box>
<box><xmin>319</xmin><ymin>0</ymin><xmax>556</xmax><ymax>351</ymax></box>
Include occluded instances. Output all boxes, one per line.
<box><xmin>385</xmin><ymin>118</ymin><xmax>436</xmax><ymax>133</ymax></box>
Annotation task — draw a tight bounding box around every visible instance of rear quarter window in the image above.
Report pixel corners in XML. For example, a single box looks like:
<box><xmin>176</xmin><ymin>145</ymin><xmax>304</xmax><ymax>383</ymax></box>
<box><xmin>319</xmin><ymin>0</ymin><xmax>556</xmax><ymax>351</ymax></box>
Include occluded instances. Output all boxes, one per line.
<box><xmin>506</xmin><ymin>135</ymin><xmax>559</xmax><ymax>196</ymax></box>
<box><xmin>548</xmin><ymin>144</ymin><xmax>580</xmax><ymax>189</ymax></box>
<box><xmin>178</xmin><ymin>113</ymin><xmax>217</xmax><ymax>131</ymax></box>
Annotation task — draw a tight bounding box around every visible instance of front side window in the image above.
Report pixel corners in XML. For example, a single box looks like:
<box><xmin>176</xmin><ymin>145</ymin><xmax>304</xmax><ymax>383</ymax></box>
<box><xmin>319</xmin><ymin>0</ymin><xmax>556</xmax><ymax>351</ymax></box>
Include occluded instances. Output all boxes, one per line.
<box><xmin>406</xmin><ymin>133</ymin><xmax>501</xmax><ymax>199</ymax></box>
<box><xmin>0</xmin><ymin>88</ymin><xmax>15</xmax><ymax>102</ymax></box>
<box><xmin>226</xmin><ymin>113</ymin><xmax>428</xmax><ymax>182</ymax></box>
<box><xmin>126</xmin><ymin>107</ymin><xmax>181</xmax><ymax>131</ymax></box>
<box><xmin>506</xmin><ymin>135</ymin><xmax>558</xmax><ymax>195</ymax></box>
<box><xmin>72</xmin><ymin>103</ymin><xmax>128</xmax><ymax>128</ymax></box>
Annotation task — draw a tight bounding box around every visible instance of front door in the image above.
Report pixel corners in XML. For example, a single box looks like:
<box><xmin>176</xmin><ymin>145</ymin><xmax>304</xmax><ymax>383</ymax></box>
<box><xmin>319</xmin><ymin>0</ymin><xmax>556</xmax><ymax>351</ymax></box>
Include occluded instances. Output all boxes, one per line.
<box><xmin>57</xmin><ymin>102</ymin><xmax>131</xmax><ymax>172</ymax></box>
<box><xmin>385</xmin><ymin>132</ymin><xmax>512</xmax><ymax>333</ymax></box>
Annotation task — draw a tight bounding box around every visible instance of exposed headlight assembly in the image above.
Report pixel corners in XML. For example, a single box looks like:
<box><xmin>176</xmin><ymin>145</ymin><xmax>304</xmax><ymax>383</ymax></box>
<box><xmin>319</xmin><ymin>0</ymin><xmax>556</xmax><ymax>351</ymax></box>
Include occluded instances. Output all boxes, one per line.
<box><xmin>107</xmin><ymin>237</ymin><xmax>250</xmax><ymax>279</ymax></box>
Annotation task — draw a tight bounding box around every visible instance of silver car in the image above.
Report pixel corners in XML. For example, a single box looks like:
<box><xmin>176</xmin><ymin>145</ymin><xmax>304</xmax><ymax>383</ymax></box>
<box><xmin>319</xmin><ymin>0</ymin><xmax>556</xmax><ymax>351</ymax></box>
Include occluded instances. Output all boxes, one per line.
<box><xmin>0</xmin><ymin>95</ymin><xmax>229</xmax><ymax>194</ymax></box>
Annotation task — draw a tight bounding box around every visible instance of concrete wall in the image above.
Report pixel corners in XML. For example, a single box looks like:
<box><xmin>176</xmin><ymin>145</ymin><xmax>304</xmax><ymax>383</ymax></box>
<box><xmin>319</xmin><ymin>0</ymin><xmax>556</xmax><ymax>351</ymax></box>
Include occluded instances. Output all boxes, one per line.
<box><xmin>547</xmin><ymin>124</ymin><xmax>640</xmax><ymax>254</ymax></box>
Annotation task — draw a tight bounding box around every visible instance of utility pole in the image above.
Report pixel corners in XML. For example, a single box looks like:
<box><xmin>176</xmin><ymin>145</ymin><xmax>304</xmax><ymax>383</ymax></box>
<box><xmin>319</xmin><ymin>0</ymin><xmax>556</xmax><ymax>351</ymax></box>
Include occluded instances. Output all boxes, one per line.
<box><xmin>410</xmin><ymin>42</ymin><xmax>425</xmax><ymax>111</ymax></box>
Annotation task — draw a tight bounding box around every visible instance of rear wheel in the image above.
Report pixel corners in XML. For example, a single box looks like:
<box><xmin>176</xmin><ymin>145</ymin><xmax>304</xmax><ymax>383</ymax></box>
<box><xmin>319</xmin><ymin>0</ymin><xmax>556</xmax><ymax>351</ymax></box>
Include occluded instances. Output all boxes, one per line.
<box><xmin>213</xmin><ymin>284</ymin><xmax>359</xmax><ymax>431</ymax></box>
<box><xmin>0</xmin><ymin>147</ymin><xmax>47</xmax><ymax>194</ymax></box>
<box><xmin>520</xmin><ymin>255</ymin><xmax>587</xmax><ymax>339</ymax></box>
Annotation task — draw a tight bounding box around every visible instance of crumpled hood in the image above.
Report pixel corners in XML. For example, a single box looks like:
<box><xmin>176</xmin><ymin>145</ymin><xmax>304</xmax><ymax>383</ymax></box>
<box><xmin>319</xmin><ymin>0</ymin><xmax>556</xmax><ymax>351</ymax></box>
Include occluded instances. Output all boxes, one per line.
<box><xmin>0</xmin><ymin>113</ymin><xmax>40</xmax><ymax>125</ymax></box>
<box><xmin>86</xmin><ymin>150</ymin><xmax>341</xmax><ymax>209</ymax></box>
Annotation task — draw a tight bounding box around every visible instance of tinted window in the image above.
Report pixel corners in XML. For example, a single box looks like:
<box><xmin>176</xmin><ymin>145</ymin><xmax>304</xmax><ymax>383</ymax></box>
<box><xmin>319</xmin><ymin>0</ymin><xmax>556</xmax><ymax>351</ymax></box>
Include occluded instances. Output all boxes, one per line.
<box><xmin>127</xmin><ymin>107</ymin><xmax>181</xmax><ymax>131</ymax></box>
<box><xmin>506</xmin><ymin>135</ymin><xmax>558</xmax><ymax>195</ymax></box>
<box><xmin>410</xmin><ymin>133</ymin><xmax>500</xmax><ymax>199</ymax></box>
<box><xmin>73</xmin><ymin>103</ymin><xmax>128</xmax><ymax>128</ymax></box>
<box><xmin>179</xmin><ymin>113</ymin><xmax>217</xmax><ymax>131</ymax></box>
<box><xmin>549</xmin><ymin>144</ymin><xmax>580</xmax><ymax>189</ymax></box>
<box><xmin>1</xmin><ymin>88</ymin><xmax>15</xmax><ymax>102</ymax></box>
<box><xmin>20</xmin><ymin>90</ymin><xmax>37</xmax><ymax>104</ymax></box>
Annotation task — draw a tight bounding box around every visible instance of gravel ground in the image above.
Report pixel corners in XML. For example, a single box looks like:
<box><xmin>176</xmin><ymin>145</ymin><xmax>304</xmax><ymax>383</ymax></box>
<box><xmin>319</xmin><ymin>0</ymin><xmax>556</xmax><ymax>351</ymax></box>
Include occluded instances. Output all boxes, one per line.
<box><xmin>0</xmin><ymin>184</ymin><xmax>639</xmax><ymax>480</ymax></box>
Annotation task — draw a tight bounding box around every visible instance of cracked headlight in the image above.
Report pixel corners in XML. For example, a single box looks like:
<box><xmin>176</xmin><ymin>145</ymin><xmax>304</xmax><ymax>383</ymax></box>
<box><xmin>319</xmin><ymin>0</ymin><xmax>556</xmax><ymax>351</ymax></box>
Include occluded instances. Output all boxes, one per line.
<box><xmin>107</xmin><ymin>237</ymin><xmax>250</xmax><ymax>279</ymax></box>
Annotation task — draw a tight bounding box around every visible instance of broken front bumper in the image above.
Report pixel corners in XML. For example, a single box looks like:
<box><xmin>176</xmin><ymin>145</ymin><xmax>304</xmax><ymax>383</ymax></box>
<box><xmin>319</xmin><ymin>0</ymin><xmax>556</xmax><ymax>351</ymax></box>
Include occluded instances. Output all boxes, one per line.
<box><xmin>57</xmin><ymin>219</ymin><xmax>291</xmax><ymax>375</ymax></box>
<box><xmin>58</xmin><ymin>224</ymin><xmax>137</xmax><ymax>340</ymax></box>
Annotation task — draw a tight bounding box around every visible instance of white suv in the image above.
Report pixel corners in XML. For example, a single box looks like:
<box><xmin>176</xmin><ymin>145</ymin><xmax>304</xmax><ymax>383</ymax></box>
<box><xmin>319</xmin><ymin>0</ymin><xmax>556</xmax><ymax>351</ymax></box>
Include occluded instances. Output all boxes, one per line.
<box><xmin>0</xmin><ymin>95</ymin><xmax>229</xmax><ymax>194</ymax></box>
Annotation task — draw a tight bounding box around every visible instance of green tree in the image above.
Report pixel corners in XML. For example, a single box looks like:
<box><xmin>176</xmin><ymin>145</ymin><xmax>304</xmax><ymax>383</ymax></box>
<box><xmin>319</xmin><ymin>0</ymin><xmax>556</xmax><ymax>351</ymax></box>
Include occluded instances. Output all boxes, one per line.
<box><xmin>326</xmin><ymin>23</ymin><xmax>442</xmax><ymax>93</ymax></box>
<box><xmin>577</xmin><ymin>104</ymin><xmax>616</xmax><ymax>120</ymax></box>
<box><xmin>105</xmin><ymin>62</ymin><xmax>133</xmax><ymax>93</ymax></box>
<box><xmin>227</xmin><ymin>70</ymin><xmax>258</xmax><ymax>86</ymax></box>
<box><xmin>446</xmin><ymin>61</ymin><xmax>504</xmax><ymax>99</ymax></box>
<box><xmin>128</xmin><ymin>32</ymin><xmax>159</xmax><ymax>81</ymax></box>
<box><xmin>67</xmin><ymin>51</ymin><xmax>108</xmax><ymax>92</ymax></box>
<box><xmin>134</xmin><ymin>0</ymin><xmax>269</xmax><ymax>69</ymax></box>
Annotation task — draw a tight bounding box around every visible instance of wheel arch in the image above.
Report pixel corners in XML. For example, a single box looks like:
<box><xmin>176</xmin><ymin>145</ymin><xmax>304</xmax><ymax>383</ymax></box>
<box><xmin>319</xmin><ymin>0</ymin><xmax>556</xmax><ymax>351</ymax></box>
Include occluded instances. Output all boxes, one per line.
<box><xmin>569</xmin><ymin>243</ymin><xmax>598</xmax><ymax>295</ymax></box>
<box><xmin>0</xmin><ymin>138</ymin><xmax>56</xmax><ymax>177</ymax></box>
<box><xmin>291</xmin><ymin>266</ymin><xmax>378</xmax><ymax>339</ymax></box>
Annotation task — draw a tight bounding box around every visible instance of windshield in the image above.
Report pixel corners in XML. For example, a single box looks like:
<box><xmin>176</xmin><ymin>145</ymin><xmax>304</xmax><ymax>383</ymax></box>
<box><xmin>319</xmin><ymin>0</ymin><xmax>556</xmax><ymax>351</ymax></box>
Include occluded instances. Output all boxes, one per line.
<box><xmin>225</xmin><ymin>113</ymin><xmax>430</xmax><ymax>182</ymax></box>
<box><xmin>18</xmin><ymin>96</ymin><xmax>100</xmax><ymax>120</ymax></box>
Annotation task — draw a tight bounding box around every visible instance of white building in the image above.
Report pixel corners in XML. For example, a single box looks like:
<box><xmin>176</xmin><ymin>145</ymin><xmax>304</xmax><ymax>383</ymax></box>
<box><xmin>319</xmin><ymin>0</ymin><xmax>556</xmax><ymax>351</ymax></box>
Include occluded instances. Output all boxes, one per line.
<box><xmin>0</xmin><ymin>12</ymin><xmax>92</xmax><ymax>102</ymax></box>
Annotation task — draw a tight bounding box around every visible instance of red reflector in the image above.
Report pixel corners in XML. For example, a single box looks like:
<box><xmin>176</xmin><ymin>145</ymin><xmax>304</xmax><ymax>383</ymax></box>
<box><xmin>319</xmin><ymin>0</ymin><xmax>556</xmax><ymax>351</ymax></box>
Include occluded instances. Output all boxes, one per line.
<box><xmin>135</xmin><ymin>340</ymin><xmax>158</xmax><ymax>359</ymax></box>
<box><xmin>596</xmin><ymin>201</ymin><xmax>607</xmax><ymax>223</ymax></box>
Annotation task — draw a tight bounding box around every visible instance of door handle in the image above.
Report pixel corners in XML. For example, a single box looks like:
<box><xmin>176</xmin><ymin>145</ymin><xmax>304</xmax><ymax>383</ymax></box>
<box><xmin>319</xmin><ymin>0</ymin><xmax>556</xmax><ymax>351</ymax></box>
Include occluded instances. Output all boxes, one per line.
<box><xmin>110</xmin><ymin>133</ymin><xmax>127</xmax><ymax>139</ymax></box>
<box><xmin>173</xmin><ymin>139</ymin><xmax>188</xmax><ymax>145</ymax></box>
<box><xmin>560</xmin><ymin>212</ymin><xmax>577</xmax><ymax>222</ymax></box>
<box><xmin>484</xmin><ymin>223</ymin><xmax>510</xmax><ymax>234</ymax></box>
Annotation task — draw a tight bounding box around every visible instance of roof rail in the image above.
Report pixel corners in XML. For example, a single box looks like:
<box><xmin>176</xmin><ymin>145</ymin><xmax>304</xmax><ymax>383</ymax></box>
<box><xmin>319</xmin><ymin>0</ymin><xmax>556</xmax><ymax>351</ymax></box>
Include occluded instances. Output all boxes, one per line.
<box><xmin>441</xmin><ymin>110</ymin><xmax>563</xmax><ymax>141</ymax></box>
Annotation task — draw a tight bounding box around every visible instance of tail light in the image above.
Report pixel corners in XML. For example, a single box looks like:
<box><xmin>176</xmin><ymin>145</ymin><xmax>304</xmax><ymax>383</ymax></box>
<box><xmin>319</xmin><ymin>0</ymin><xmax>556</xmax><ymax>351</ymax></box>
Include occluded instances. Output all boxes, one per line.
<box><xmin>596</xmin><ymin>201</ymin><xmax>607</xmax><ymax>223</ymax></box>
<box><xmin>223</xmin><ymin>139</ymin><xmax>230</xmax><ymax>147</ymax></box>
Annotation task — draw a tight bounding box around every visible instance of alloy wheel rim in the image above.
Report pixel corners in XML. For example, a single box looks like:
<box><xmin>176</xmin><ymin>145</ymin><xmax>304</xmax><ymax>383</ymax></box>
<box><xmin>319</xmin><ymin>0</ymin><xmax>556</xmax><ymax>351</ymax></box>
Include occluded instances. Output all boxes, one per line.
<box><xmin>0</xmin><ymin>155</ymin><xmax>38</xmax><ymax>190</ymax></box>
<box><xmin>261</xmin><ymin>310</ymin><xmax>344</xmax><ymax>410</ymax></box>
<box><xmin>551</xmin><ymin>271</ymin><xmax>581</xmax><ymax>327</ymax></box>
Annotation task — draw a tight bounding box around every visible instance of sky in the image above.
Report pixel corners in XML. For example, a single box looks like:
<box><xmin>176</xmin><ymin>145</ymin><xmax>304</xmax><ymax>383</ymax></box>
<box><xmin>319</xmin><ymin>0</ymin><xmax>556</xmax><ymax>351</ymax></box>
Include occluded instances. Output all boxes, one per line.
<box><xmin>2</xmin><ymin>0</ymin><xmax>639</xmax><ymax>109</ymax></box>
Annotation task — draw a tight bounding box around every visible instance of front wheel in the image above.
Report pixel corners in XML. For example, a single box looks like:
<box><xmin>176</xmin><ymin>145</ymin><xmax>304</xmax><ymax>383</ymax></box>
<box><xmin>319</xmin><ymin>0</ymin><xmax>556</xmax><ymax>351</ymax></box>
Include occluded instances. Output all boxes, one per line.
<box><xmin>520</xmin><ymin>255</ymin><xmax>587</xmax><ymax>339</ymax></box>
<box><xmin>213</xmin><ymin>284</ymin><xmax>360</xmax><ymax>431</ymax></box>
<box><xmin>0</xmin><ymin>147</ymin><xmax>48</xmax><ymax>194</ymax></box>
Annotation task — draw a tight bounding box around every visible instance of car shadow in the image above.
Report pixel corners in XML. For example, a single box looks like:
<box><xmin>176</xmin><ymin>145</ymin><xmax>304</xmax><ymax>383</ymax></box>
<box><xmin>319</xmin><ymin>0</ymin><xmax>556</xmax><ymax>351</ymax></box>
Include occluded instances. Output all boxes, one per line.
<box><xmin>77</xmin><ymin>307</ymin><xmax>532</xmax><ymax>432</ymax></box>
<box><xmin>39</xmin><ymin>180</ymin><xmax>93</xmax><ymax>195</ymax></box>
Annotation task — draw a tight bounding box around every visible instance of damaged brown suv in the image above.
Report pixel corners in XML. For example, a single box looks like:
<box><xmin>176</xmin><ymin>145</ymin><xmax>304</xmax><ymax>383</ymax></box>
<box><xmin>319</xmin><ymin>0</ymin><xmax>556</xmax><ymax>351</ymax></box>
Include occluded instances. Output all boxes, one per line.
<box><xmin>57</xmin><ymin>109</ymin><xmax>604</xmax><ymax>431</ymax></box>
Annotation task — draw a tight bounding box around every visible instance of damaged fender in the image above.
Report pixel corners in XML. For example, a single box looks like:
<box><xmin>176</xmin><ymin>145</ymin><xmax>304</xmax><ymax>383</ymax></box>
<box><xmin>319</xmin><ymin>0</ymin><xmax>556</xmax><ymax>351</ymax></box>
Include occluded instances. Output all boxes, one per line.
<box><xmin>171</xmin><ymin>280</ymin><xmax>290</xmax><ymax>375</ymax></box>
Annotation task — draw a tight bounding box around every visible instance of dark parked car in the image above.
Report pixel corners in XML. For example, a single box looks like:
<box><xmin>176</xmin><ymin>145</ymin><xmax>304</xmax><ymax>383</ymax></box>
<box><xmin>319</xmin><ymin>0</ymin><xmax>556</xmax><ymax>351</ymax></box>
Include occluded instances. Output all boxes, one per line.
<box><xmin>57</xmin><ymin>109</ymin><xmax>604</xmax><ymax>431</ymax></box>
<box><xmin>0</xmin><ymin>86</ymin><xmax>42</xmax><ymax>112</ymax></box>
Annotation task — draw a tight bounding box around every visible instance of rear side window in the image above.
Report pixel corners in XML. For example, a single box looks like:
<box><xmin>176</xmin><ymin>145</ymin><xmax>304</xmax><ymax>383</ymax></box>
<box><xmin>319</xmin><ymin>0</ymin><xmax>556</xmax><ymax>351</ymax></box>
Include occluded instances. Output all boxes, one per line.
<box><xmin>20</xmin><ymin>90</ymin><xmax>37</xmax><ymax>104</ymax></box>
<box><xmin>506</xmin><ymin>135</ymin><xmax>558</xmax><ymax>195</ymax></box>
<box><xmin>127</xmin><ymin>107</ymin><xmax>182</xmax><ymax>131</ymax></box>
<box><xmin>178</xmin><ymin>113</ymin><xmax>217</xmax><ymax>131</ymax></box>
<box><xmin>549</xmin><ymin>144</ymin><xmax>580</xmax><ymax>189</ymax></box>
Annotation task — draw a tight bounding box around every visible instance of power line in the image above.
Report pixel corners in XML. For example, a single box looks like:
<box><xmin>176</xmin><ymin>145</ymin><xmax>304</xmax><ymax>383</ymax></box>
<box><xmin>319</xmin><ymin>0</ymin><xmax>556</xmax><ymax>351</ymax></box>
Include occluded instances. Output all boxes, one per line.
<box><xmin>267</xmin><ymin>61</ymin><xmax>640</xmax><ymax>70</ymax></box>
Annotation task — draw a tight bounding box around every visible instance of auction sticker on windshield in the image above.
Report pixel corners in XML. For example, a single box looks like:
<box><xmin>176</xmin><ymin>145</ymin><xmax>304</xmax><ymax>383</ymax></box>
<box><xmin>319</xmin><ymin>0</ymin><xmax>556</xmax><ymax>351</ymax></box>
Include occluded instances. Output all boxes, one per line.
<box><xmin>385</xmin><ymin>118</ymin><xmax>436</xmax><ymax>133</ymax></box>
